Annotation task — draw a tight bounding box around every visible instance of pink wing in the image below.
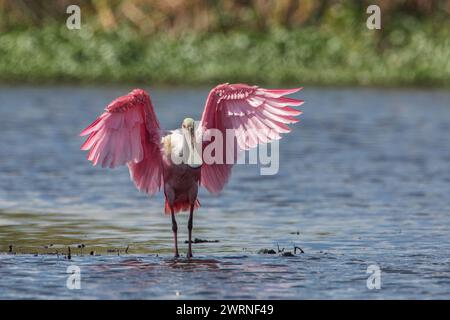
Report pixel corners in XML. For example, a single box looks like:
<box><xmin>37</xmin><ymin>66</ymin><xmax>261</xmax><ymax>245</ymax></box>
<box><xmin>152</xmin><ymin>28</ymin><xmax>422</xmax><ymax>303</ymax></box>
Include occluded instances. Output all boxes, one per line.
<box><xmin>198</xmin><ymin>83</ymin><xmax>303</xmax><ymax>193</ymax></box>
<box><xmin>80</xmin><ymin>89</ymin><xmax>163</xmax><ymax>195</ymax></box>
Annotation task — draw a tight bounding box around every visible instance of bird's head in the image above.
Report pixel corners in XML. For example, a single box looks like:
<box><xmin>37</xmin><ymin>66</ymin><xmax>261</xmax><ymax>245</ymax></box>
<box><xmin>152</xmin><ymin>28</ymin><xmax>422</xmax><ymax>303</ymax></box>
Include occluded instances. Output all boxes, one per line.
<box><xmin>181</xmin><ymin>117</ymin><xmax>202</xmax><ymax>168</ymax></box>
<box><xmin>182</xmin><ymin>117</ymin><xmax>195</xmax><ymax>136</ymax></box>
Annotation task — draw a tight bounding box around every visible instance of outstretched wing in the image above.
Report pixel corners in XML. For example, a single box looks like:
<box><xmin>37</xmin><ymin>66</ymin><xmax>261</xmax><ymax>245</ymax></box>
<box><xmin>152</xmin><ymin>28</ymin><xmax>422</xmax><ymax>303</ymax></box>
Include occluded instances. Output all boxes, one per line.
<box><xmin>80</xmin><ymin>89</ymin><xmax>163</xmax><ymax>195</ymax></box>
<box><xmin>198</xmin><ymin>83</ymin><xmax>303</xmax><ymax>193</ymax></box>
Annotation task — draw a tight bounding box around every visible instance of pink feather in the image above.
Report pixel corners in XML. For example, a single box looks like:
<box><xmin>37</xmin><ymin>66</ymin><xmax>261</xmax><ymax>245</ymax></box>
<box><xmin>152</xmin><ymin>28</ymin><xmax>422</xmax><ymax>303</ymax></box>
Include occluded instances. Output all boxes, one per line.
<box><xmin>80</xmin><ymin>89</ymin><xmax>163</xmax><ymax>195</ymax></box>
<box><xmin>198</xmin><ymin>83</ymin><xmax>303</xmax><ymax>194</ymax></box>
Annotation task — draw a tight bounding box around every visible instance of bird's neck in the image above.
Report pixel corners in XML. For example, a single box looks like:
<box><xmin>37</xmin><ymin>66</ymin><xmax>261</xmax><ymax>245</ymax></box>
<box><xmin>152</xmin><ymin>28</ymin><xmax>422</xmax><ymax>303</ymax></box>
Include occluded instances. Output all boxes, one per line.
<box><xmin>182</xmin><ymin>131</ymin><xmax>202</xmax><ymax>168</ymax></box>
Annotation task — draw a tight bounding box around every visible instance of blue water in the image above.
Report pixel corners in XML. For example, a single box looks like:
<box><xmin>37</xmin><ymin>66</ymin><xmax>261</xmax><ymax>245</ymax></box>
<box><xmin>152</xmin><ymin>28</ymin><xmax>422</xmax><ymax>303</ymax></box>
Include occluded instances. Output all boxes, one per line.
<box><xmin>0</xmin><ymin>86</ymin><xmax>450</xmax><ymax>299</ymax></box>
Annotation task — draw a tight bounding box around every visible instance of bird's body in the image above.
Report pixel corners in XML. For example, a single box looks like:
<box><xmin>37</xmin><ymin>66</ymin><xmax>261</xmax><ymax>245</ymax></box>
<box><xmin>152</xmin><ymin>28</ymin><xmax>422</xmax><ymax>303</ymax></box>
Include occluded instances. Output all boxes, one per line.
<box><xmin>161</xmin><ymin>129</ymin><xmax>201</xmax><ymax>214</ymax></box>
<box><xmin>80</xmin><ymin>84</ymin><xmax>303</xmax><ymax>258</ymax></box>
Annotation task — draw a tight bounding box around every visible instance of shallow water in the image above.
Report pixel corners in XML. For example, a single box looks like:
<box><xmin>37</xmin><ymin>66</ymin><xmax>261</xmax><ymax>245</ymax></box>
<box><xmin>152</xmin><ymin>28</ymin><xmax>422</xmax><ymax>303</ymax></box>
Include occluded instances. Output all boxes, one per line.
<box><xmin>0</xmin><ymin>86</ymin><xmax>450</xmax><ymax>299</ymax></box>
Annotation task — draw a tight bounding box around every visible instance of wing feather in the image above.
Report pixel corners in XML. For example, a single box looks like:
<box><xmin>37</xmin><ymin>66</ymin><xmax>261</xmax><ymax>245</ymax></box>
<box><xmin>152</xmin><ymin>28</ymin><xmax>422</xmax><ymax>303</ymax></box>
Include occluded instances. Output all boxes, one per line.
<box><xmin>80</xmin><ymin>89</ymin><xmax>163</xmax><ymax>195</ymax></box>
<box><xmin>198</xmin><ymin>83</ymin><xmax>303</xmax><ymax>193</ymax></box>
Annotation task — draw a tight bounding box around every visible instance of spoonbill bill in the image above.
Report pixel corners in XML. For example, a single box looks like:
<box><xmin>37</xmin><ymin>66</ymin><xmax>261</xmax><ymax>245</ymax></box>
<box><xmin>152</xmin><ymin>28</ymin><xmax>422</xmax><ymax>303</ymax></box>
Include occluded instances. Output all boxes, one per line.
<box><xmin>80</xmin><ymin>83</ymin><xmax>303</xmax><ymax>258</ymax></box>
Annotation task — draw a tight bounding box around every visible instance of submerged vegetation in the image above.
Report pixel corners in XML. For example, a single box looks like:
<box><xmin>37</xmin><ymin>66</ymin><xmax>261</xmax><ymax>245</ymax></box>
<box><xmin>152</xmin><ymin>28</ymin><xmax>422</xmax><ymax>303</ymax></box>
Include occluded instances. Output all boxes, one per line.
<box><xmin>0</xmin><ymin>0</ymin><xmax>449</xmax><ymax>86</ymax></box>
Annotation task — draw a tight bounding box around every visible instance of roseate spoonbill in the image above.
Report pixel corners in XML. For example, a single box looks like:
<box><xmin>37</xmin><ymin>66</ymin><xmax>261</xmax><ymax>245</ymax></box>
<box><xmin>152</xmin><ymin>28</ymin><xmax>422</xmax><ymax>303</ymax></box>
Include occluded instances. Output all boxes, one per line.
<box><xmin>80</xmin><ymin>83</ymin><xmax>303</xmax><ymax>258</ymax></box>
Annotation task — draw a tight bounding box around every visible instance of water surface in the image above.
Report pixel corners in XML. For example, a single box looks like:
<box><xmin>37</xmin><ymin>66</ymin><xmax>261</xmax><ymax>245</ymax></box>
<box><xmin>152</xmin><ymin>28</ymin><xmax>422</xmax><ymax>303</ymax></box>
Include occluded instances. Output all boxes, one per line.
<box><xmin>0</xmin><ymin>86</ymin><xmax>450</xmax><ymax>299</ymax></box>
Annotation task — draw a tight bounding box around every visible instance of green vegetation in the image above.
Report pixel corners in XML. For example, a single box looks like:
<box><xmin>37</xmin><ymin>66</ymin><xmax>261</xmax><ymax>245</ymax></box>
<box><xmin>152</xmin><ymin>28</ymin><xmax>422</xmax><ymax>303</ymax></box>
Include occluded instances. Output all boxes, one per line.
<box><xmin>0</xmin><ymin>0</ymin><xmax>449</xmax><ymax>86</ymax></box>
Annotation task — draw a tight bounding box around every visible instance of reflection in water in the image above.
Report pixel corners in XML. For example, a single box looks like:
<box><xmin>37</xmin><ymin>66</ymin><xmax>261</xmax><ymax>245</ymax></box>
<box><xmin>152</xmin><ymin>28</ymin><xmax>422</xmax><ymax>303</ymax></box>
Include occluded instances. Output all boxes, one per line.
<box><xmin>0</xmin><ymin>86</ymin><xmax>450</xmax><ymax>299</ymax></box>
<box><xmin>163</xmin><ymin>258</ymin><xmax>221</xmax><ymax>271</ymax></box>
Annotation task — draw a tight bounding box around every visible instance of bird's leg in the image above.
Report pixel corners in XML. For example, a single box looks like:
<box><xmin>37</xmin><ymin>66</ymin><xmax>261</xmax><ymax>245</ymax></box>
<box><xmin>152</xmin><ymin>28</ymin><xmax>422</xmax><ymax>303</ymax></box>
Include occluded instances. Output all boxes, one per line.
<box><xmin>187</xmin><ymin>204</ymin><xmax>194</xmax><ymax>259</ymax></box>
<box><xmin>171</xmin><ymin>207</ymin><xmax>179</xmax><ymax>258</ymax></box>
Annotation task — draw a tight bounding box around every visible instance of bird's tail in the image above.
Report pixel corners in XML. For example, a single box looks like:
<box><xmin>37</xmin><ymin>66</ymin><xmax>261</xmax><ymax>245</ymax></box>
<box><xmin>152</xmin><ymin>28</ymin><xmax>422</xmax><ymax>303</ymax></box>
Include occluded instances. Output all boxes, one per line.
<box><xmin>164</xmin><ymin>199</ymin><xmax>200</xmax><ymax>215</ymax></box>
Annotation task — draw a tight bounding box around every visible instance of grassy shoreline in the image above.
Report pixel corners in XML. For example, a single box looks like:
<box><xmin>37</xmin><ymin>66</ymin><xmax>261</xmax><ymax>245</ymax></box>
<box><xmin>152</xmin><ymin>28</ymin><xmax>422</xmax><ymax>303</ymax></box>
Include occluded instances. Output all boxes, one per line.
<box><xmin>1</xmin><ymin>23</ymin><xmax>449</xmax><ymax>87</ymax></box>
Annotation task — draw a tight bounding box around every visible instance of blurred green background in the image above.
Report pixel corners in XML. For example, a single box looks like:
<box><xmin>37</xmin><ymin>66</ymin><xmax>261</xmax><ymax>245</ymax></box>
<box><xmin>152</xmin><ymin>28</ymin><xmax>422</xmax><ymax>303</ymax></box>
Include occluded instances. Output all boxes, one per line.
<box><xmin>0</xmin><ymin>0</ymin><xmax>449</xmax><ymax>86</ymax></box>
